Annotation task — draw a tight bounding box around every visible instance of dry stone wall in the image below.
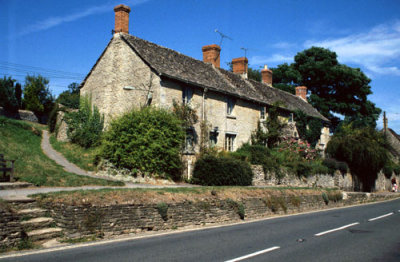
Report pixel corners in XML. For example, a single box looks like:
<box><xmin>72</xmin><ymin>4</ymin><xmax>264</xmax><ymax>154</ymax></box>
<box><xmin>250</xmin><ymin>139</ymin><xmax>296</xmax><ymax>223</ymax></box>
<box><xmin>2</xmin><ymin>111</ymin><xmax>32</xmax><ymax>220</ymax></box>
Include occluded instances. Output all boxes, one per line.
<box><xmin>252</xmin><ymin>165</ymin><xmax>398</xmax><ymax>192</ymax></box>
<box><xmin>0</xmin><ymin>206</ymin><xmax>24</xmax><ymax>250</ymax></box>
<box><xmin>44</xmin><ymin>193</ymin><xmax>397</xmax><ymax>239</ymax></box>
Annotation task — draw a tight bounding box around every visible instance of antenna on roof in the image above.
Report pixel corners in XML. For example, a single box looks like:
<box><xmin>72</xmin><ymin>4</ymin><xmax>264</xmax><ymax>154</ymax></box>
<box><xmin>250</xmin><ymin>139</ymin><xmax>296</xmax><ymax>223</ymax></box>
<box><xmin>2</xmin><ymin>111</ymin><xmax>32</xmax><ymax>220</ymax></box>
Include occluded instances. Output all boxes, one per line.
<box><xmin>215</xmin><ymin>29</ymin><xmax>233</xmax><ymax>46</ymax></box>
<box><xmin>240</xmin><ymin>47</ymin><xmax>249</xmax><ymax>58</ymax></box>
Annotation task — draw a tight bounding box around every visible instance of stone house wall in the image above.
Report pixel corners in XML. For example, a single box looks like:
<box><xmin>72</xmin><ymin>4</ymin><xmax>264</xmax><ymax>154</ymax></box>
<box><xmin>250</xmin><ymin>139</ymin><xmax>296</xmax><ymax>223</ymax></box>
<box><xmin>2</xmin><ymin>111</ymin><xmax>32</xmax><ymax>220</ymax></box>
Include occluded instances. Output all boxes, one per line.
<box><xmin>80</xmin><ymin>34</ymin><xmax>162</xmax><ymax>127</ymax></box>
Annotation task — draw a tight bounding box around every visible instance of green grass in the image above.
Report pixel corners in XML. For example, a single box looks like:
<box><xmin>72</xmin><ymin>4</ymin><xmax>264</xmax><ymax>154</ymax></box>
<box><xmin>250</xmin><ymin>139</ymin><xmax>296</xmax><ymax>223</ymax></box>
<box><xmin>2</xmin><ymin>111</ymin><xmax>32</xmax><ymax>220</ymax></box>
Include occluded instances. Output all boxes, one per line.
<box><xmin>49</xmin><ymin>134</ymin><xmax>98</xmax><ymax>171</ymax></box>
<box><xmin>0</xmin><ymin>116</ymin><xmax>124</xmax><ymax>187</ymax></box>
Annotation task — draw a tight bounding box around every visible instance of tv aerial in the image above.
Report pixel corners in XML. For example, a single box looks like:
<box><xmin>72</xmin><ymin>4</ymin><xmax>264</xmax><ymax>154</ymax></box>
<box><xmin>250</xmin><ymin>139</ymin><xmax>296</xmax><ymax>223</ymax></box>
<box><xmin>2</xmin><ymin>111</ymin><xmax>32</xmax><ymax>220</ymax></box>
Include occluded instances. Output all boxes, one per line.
<box><xmin>215</xmin><ymin>29</ymin><xmax>233</xmax><ymax>46</ymax></box>
<box><xmin>240</xmin><ymin>47</ymin><xmax>249</xmax><ymax>58</ymax></box>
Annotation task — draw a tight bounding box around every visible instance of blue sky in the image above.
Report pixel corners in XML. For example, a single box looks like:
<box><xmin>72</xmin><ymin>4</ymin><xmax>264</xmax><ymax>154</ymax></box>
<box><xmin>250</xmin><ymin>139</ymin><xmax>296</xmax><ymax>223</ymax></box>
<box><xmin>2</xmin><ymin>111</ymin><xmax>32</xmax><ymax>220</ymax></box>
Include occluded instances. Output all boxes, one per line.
<box><xmin>2</xmin><ymin>0</ymin><xmax>400</xmax><ymax>132</ymax></box>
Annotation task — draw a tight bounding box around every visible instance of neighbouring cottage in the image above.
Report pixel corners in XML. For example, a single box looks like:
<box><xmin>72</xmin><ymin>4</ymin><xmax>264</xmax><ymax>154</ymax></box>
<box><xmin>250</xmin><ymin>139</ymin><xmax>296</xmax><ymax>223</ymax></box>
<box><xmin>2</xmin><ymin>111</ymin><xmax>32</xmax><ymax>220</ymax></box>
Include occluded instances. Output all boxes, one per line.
<box><xmin>80</xmin><ymin>4</ymin><xmax>330</xmax><ymax>178</ymax></box>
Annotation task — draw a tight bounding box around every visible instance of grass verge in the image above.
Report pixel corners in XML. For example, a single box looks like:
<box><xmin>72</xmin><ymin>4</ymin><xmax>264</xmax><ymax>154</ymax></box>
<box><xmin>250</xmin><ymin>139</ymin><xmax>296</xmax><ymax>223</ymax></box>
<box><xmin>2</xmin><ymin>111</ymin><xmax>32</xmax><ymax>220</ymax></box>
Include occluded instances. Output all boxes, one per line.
<box><xmin>0</xmin><ymin>116</ymin><xmax>123</xmax><ymax>187</ymax></box>
<box><xmin>33</xmin><ymin>186</ymin><xmax>334</xmax><ymax>206</ymax></box>
<box><xmin>49</xmin><ymin>134</ymin><xmax>98</xmax><ymax>171</ymax></box>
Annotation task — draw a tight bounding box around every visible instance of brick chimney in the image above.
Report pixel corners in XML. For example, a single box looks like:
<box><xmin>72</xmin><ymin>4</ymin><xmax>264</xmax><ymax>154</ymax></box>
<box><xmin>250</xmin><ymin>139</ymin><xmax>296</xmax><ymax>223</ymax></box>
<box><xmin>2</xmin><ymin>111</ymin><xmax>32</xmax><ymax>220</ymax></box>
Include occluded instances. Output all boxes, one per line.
<box><xmin>295</xmin><ymin>86</ymin><xmax>307</xmax><ymax>102</ymax></box>
<box><xmin>261</xmin><ymin>65</ymin><xmax>272</xmax><ymax>85</ymax></box>
<box><xmin>202</xmin><ymin>44</ymin><xmax>221</xmax><ymax>68</ymax></box>
<box><xmin>114</xmin><ymin>4</ymin><xmax>131</xmax><ymax>34</ymax></box>
<box><xmin>232</xmin><ymin>57</ymin><xmax>248</xmax><ymax>77</ymax></box>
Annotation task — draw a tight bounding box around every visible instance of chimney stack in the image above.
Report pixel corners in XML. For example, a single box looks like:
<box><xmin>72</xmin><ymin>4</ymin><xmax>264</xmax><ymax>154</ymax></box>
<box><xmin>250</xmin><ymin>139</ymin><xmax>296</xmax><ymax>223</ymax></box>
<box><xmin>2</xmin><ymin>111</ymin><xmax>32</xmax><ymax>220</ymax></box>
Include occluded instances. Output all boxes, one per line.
<box><xmin>202</xmin><ymin>44</ymin><xmax>221</xmax><ymax>68</ymax></box>
<box><xmin>261</xmin><ymin>65</ymin><xmax>272</xmax><ymax>85</ymax></box>
<box><xmin>232</xmin><ymin>57</ymin><xmax>248</xmax><ymax>77</ymax></box>
<box><xmin>295</xmin><ymin>86</ymin><xmax>307</xmax><ymax>102</ymax></box>
<box><xmin>114</xmin><ymin>4</ymin><xmax>131</xmax><ymax>34</ymax></box>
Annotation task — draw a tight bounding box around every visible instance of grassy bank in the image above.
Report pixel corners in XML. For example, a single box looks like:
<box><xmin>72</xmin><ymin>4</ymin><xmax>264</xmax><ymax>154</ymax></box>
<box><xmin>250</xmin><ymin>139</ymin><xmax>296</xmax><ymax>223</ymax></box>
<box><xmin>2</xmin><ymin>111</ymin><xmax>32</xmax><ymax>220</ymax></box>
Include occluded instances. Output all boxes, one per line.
<box><xmin>49</xmin><ymin>134</ymin><xmax>97</xmax><ymax>171</ymax></box>
<box><xmin>0</xmin><ymin>116</ymin><xmax>123</xmax><ymax>187</ymax></box>
<box><xmin>33</xmin><ymin>186</ymin><xmax>335</xmax><ymax>206</ymax></box>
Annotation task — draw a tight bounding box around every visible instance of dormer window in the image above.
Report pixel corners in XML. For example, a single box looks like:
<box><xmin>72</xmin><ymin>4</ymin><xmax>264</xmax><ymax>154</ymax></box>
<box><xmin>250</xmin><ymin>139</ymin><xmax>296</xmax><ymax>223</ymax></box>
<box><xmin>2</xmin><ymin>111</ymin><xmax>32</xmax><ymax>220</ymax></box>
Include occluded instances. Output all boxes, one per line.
<box><xmin>182</xmin><ymin>87</ymin><xmax>193</xmax><ymax>105</ymax></box>
<box><xmin>227</xmin><ymin>97</ymin><xmax>235</xmax><ymax>116</ymax></box>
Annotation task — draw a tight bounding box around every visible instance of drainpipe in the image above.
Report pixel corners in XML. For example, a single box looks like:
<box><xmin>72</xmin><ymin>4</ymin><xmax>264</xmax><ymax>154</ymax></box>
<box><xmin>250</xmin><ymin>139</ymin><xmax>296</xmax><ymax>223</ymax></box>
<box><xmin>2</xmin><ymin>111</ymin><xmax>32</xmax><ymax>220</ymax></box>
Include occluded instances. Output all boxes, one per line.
<box><xmin>202</xmin><ymin>88</ymin><xmax>208</xmax><ymax>121</ymax></box>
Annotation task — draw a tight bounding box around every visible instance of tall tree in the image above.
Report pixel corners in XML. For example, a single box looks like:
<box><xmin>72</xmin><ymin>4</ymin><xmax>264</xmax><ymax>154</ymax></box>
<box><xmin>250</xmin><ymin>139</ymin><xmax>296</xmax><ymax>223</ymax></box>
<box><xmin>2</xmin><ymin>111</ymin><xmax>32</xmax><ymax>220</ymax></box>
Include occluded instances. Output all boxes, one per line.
<box><xmin>272</xmin><ymin>47</ymin><xmax>381</xmax><ymax>130</ymax></box>
<box><xmin>0</xmin><ymin>76</ymin><xmax>19</xmax><ymax>112</ymax></box>
<box><xmin>23</xmin><ymin>75</ymin><xmax>54</xmax><ymax>116</ymax></box>
<box><xmin>56</xmin><ymin>82</ymin><xmax>80</xmax><ymax>109</ymax></box>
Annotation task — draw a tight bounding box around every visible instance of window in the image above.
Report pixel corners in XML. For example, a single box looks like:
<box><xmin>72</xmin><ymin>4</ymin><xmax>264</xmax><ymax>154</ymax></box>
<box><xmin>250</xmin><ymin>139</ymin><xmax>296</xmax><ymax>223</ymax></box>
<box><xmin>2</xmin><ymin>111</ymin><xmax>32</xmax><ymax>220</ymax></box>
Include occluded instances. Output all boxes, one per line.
<box><xmin>225</xmin><ymin>134</ymin><xmax>236</xmax><ymax>151</ymax></box>
<box><xmin>260</xmin><ymin>106</ymin><xmax>266</xmax><ymax>120</ymax></box>
<box><xmin>182</xmin><ymin>87</ymin><xmax>193</xmax><ymax>105</ymax></box>
<box><xmin>185</xmin><ymin>128</ymin><xmax>195</xmax><ymax>153</ymax></box>
<box><xmin>209</xmin><ymin>131</ymin><xmax>218</xmax><ymax>147</ymax></box>
<box><xmin>227</xmin><ymin>97</ymin><xmax>235</xmax><ymax>115</ymax></box>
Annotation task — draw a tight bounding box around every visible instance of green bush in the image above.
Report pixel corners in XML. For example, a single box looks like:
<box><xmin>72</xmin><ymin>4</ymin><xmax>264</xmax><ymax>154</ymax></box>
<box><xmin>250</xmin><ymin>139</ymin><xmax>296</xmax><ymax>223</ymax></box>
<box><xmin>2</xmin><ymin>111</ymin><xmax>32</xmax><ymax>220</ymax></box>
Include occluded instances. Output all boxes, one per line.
<box><xmin>328</xmin><ymin>191</ymin><xmax>343</xmax><ymax>202</ymax></box>
<box><xmin>322</xmin><ymin>158</ymin><xmax>348</xmax><ymax>174</ymax></box>
<box><xmin>156</xmin><ymin>202</ymin><xmax>168</xmax><ymax>221</ymax></box>
<box><xmin>47</xmin><ymin>104</ymin><xmax>60</xmax><ymax>133</ymax></box>
<box><xmin>192</xmin><ymin>155</ymin><xmax>253</xmax><ymax>186</ymax></box>
<box><xmin>322</xmin><ymin>192</ymin><xmax>329</xmax><ymax>205</ymax></box>
<box><xmin>65</xmin><ymin>96</ymin><xmax>104</xmax><ymax>148</ymax></box>
<box><xmin>100</xmin><ymin>107</ymin><xmax>184</xmax><ymax>180</ymax></box>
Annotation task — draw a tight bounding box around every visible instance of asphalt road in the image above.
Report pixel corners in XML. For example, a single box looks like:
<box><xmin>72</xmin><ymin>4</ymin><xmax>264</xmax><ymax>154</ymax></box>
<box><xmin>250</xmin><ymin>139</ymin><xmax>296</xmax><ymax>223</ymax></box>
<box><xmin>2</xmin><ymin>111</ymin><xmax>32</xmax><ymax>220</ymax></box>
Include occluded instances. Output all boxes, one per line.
<box><xmin>2</xmin><ymin>198</ymin><xmax>400</xmax><ymax>262</ymax></box>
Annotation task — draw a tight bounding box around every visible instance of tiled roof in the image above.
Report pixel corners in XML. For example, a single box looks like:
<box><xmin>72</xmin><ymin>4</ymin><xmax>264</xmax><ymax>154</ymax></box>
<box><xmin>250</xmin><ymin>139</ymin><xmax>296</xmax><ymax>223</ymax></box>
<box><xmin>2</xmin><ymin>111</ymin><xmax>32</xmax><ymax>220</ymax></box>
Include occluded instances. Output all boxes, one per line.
<box><xmin>99</xmin><ymin>34</ymin><xmax>329</xmax><ymax>121</ymax></box>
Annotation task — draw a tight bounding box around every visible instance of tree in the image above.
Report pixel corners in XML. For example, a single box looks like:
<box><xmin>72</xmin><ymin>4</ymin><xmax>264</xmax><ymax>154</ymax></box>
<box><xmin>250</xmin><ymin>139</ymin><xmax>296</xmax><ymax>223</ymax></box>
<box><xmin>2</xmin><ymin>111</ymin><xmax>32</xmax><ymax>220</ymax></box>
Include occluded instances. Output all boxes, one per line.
<box><xmin>23</xmin><ymin>75</ymin><xmax>54</xmax><ymax>116</ymax></box>
<box><xmin>65</xmin><ymin>96</ymin><xmax>104</xmax><ymax>148</ymax></box>
<box><xmin>272</xmin><ymin>47</ymin><xmax>381</xmax><ymax>130</ymax></box>
<box><xmin>326</xmin><ymin>124</ymin><xmax>389</xmax><ymax>191</ymax></box>
<box><xmin>0</xmin><ymin>76</ymin><xmax>19</xmax><ymax>112</ymax></box>
<box><xmin>56</xmin><ymin>82</ymin><xmax>80</xmax><ymax>109</ymax></box>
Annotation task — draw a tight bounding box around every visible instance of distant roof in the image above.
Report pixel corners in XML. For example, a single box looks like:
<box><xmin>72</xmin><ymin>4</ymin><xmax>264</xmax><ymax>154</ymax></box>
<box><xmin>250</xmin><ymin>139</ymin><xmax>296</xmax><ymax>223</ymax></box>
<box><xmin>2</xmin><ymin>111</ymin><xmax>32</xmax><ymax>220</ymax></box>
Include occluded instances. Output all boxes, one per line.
<box><xmin>82</xmin><ymin>33</ymin><xmax>328</xmax><ymax>122</ymax></box>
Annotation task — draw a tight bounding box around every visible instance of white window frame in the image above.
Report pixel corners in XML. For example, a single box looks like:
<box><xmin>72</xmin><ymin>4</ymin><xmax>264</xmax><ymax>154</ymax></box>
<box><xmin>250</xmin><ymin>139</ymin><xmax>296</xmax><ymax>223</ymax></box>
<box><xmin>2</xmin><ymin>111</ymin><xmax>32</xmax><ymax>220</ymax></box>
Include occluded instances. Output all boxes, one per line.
<box><xmin>182</xmin><ymin>87</ymin><xmax>193</xmax><ymax>105</ymax></box>
<box><xmin>225</xmin><ymin>133</ymin><xmax>236</xmax><ymax>151</ymax></box>
<box><xmin>184</xmin><ymin>128</ymin><xmax>195</xmax><ymax>153</ymax></box>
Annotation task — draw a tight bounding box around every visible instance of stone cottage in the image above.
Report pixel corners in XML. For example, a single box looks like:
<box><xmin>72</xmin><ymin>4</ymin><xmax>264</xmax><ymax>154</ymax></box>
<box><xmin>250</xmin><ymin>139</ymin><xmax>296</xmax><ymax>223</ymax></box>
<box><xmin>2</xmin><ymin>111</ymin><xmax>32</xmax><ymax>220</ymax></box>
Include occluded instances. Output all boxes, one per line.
<box><xmin>80</xmin><ymin>4</ymin><xmax>330</xmax><ymax>178</ymax></box>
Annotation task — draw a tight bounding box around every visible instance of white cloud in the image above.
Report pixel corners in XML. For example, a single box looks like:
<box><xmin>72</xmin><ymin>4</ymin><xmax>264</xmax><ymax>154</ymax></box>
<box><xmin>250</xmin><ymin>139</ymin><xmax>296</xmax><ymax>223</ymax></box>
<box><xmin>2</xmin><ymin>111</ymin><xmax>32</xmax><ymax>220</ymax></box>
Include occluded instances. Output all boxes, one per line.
<box><xmin>250</xmin><ymin>54</ymin><xmax>293</xmax><ymax>66</ymax></box>
<box><xmin>305</xmin><ymin>21</ymin><xmax>400</xmax><ymax>76</ymax></box>
<box><xmin>17</xmin><ymin>0</ymin><xmax>149</xmax><ymax>37</ymax></box>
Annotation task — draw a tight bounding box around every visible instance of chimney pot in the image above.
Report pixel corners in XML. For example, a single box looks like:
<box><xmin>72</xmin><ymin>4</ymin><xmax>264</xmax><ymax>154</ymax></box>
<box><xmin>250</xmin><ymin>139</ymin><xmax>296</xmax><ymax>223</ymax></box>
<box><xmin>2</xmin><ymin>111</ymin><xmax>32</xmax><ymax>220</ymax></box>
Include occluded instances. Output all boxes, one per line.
<box><xmin>295</xmin><ymin>86</ymin><xmax>308</xmax><ymax>102</ymax></box>
<box><xmin>232</xmin><ymin>57</ymin><xmax>248</xmax><ymax>77</ymax></box>
<box><xmin>202</xmin><ymin>44</ymin><xmax>221</xmax><ymax>68</ymax></box>
<box><xmin>261</xmin><ymin>64</ymin><xmax>273</xmax><ymax>85</ymax></box>
<box><xmin>114</xmin><ymin>4</ymin><xmax>131</xmax><ymax>34</ymax></box>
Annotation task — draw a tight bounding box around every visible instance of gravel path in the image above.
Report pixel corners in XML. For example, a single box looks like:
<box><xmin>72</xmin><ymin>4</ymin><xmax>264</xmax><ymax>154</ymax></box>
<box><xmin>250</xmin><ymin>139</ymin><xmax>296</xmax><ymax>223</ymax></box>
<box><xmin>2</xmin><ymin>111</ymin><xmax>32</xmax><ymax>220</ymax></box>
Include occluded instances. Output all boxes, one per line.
<box><xmin>0</xmin><ymin>131</ymin><xmax>193</xmax><ymax>199</ymax></box>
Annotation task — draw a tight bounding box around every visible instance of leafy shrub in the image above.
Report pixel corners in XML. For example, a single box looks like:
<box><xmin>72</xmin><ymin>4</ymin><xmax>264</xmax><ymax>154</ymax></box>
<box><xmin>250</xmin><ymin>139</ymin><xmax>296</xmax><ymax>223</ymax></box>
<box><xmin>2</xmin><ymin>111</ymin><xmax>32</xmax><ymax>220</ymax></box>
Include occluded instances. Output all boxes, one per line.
<box><xmin>326</xmin><ymin>124</ymin><xmax>390</xmax><ymax>191</ymax></box>
<box><xmin>157</xmin><ymin>202</ymin><xmax>168</xmax><ymax>221</ymax></box>
<box><xmin>47</xmin><ymin>104</ymin><xmax>60</xmax><ymax>133</ymax></box>
<box><xmin>383</xmin><ymin>163</ymin><xmax>394</xmax><ymax>178</ymax></box>
<box><xmin>322</xmin><ymin>192</ymin><xmax>329</xmax><ymax>205</ymax></box>
<box><xmin>226</xmin><ymin>199</ymin><xmax>245</xmax><ymax>220</ymax></box>
<box><xmin>65</xmin><ymin>96</ymin><xmax>104</xmax><ymax>148</ymax></box>
<box><xmin>100</xmin><ymin>107</ymin><xmax>184</xmax><ymax>180</ymax></box>
<box><xmin>394</xmin><ymin>164</ymin><xmax>400</xmax><ymax>176</ymax></box>
<box><xmin>328</xmin><ymin>191</ymin><xmax>343</xmax><ymax>202</ymax></box>
<box><xmin>322</xmin><ymin>158</ymin><xmax>348</xmax><ymax>174</ymax></box>
<box><xmin>192</xmin><ymin>155</ymin><xmax>253</xmax><ymax>186</ymax></box>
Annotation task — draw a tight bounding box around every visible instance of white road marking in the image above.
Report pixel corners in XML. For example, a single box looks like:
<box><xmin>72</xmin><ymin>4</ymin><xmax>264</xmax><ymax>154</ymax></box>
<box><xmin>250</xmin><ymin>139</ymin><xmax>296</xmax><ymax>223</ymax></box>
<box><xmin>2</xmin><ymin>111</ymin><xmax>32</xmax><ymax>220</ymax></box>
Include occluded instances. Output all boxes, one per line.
<box><xmin>368</xmin><ymin>212</ymin><xmax>394</xmax><ymax>222</ymax></box>
<box><xmin>225</xmin><ymin>246</ymin><xmax>280</xmax><ymax>262</ymax></box>
<box><xmin>315</xmin><ymin>222</ymin><xmax>360</xmax><ymax>236</ymax></box>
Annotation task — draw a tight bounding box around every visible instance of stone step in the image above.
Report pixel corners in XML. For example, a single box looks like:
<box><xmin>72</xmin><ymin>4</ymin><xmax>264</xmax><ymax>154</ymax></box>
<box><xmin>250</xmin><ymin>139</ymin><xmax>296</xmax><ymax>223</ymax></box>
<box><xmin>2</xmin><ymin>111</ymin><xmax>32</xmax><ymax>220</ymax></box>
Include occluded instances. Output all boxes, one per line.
<box><xmin>4</xmin><ymin>197</ymin><xmax>37</xmax><ymax>210</ymax></box>
<box><xmin>27</xmin><ymin>227</ymin><xmax>63</xmax><ymax>242</ymax></box>
<box><xmin>17</xmin><ymin>208</ymin><xmax>47</xmax><ymax>219</ymax></box>
<box><xmin>21</xmin><ymin>217</ymin><xmax>55</xmax><ymax>231</ymax></box>
<box><xmin>0</xmin><ymin>182</ymin><xmax>33</xmax><ymax>190</ymax></box>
